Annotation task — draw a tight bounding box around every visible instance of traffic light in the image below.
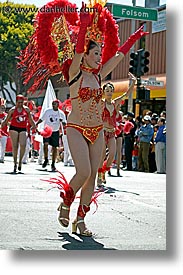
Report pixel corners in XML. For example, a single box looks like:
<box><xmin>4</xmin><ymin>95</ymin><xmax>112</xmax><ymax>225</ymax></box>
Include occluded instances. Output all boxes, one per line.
<box><xmin>137</xmin><ymin>49</ymin><xmax>150</xmax><ymax>77</ymax></box>
<box><xmin>136</xmin><ymin>86</ymin><xmax>150</xmax><ymax>101</ymax></box>
<box><xmin>129</xmin><ymin>52</ymin><xmax>138</xmax><ymax>76</ymax></box>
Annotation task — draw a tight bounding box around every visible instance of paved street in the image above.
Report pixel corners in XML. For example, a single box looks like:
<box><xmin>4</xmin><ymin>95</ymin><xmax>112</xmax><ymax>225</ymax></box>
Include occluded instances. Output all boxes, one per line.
<box><xmin>0</xmin><ymin>156</ymin><xmax>166</xmax><ymax>250</ymax></box>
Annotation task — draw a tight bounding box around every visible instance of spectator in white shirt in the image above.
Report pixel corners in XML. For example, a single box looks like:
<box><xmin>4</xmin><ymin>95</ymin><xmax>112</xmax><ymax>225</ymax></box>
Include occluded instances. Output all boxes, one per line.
<box><xmin>36</xmin><ymin>99</ymin><xmax>66</xmax><ymax>171</ymax></box>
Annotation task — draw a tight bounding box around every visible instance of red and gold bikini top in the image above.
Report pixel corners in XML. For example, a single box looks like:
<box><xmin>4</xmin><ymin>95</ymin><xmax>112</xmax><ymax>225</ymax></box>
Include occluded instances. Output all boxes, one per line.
<box><xmin>69</xmin><ymin>70</ymin><xmax>103</xmax><ymax>103</ymax></box>
<box><xmin>77</xmin><ymin>86</ymin><xmax>103</xmax><ymax>103</ymax></box>
<box><xmin>69</xmin><ymin>70</ymin><xmax>103</xmax><ymax>126</ymax></box>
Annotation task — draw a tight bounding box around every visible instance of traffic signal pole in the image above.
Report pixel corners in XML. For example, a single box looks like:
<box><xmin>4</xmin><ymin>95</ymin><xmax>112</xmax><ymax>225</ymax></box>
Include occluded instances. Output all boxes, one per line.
<box><xmin>127</xmin><ymin>0</ymin><xmax>136</xmax><ymax>113</ymax></box>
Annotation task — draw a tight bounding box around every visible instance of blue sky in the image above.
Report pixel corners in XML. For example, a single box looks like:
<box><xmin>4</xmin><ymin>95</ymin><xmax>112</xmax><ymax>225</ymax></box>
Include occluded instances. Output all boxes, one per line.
<box><xmin>4</xmin><ymin>0</ymin><xmax>167</xmax><ymax>8</ymax></box>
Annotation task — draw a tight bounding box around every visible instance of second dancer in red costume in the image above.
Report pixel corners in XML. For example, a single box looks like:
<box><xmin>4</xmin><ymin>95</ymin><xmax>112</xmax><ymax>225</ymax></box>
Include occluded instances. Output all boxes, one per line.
<box><xmin>97</xmin><ymin>73</ymin><xmax>136</xmax><ymax>187</ymax></box>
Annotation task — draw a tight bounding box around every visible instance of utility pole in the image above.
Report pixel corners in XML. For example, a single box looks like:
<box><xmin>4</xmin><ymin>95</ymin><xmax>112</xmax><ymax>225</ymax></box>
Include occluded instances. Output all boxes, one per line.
<box><xmin>127</xmin><ymin>0</ymin><xmax>136</xmax><ymax>112</ymax></box>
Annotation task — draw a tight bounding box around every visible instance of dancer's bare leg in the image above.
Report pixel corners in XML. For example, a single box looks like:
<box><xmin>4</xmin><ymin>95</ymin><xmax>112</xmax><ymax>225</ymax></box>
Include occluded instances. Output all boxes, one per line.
<box><xmin>106</xmin><ymin>137</ymin><xmax>116</xmax><ymax>167</ymax></box>
<box><xmin>67</xmin><ymin>128</ymin><xmax>93</xmax><ymax>192</ymax></box>
<box><xmin>18</xmin><ymin>131</ymin><xmax>27</xmax><ymax>169</ymax></box>
<box><xmin>116</xmin><ymin>137</ymin><xmax>122</xmax><ymax>169</ymax></box>
<box><xmin>61</xmin><ymin>127</ymin><xmax>92</xmax><ymax>222</ymax></box>
<box><xmin>80</xmin><ymin>130</ymin><xmax>104</xmax><ymax>205</ymax></box>
<box><xmin>68</xmin><ymin>128</ymin><xmax>104</xmax><ymax>232</ymax></box>
<box><xmin>9</xmin><ymin>130</ymin><xmax>19</xmax><ymax>168</ymax></box>
<box><xmin>60</xmin><ymin>127</ymin><xmax>104</xmax><ymax>229</ymax></box>
<box><xmin>98</xmin><ymin>141</ymin><xmax>106</xmax><ymax>168</ymax></box>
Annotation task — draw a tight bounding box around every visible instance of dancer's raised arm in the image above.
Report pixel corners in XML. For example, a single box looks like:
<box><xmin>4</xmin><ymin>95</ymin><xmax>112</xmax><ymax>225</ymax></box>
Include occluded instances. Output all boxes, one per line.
<box><xmin>100</xmin><ymin>25</ymin><xmax>149</xmax><ymax>79</ymax></box>
<box><xmin>69</xmin><ymin>2</ymin><xmax>91</xmax><ymax>80</ymax></box>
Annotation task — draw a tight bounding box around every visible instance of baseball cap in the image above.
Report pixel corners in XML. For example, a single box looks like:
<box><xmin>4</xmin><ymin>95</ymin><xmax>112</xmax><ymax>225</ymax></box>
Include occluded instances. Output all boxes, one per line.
<box><xmin>143</xmin><ymin>115</ymin><xmax>151</xmax><ymax>121</ymax></box>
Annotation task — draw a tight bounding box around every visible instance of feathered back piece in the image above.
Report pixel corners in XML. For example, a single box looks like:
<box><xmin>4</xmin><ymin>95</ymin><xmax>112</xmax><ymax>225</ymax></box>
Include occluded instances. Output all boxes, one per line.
<box><xmin>17</xmin><ymin>0</ymin><xmax>119</xmax><ymax>94</ymax></box>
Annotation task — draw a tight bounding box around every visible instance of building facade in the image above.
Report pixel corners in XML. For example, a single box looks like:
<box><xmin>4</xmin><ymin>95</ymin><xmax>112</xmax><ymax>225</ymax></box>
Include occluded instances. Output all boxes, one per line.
<box><xmin>104</xmin><ymin>4</ymin><xmax>166</xmax><ymax>116</ymax></box>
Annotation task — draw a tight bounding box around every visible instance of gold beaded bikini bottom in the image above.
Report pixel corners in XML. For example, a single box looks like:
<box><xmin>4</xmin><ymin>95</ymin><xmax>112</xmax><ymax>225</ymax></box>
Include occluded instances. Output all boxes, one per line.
<box><xmin>66</xmin><ymin>123</ymin><xmax>103</xmax><ymax>144</ymax></box>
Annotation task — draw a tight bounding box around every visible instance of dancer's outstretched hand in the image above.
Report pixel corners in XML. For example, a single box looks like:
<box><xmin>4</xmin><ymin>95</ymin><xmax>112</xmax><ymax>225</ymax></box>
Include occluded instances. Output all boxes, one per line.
<box><xmin>80</xmin><ymin>2</ymin><xmax>91</xmax><ymax>26</ymax></box>
<box><xmin>134</xmin><ymin>25</ymin><xmax>149</xmax><ymax>39</ymax></box>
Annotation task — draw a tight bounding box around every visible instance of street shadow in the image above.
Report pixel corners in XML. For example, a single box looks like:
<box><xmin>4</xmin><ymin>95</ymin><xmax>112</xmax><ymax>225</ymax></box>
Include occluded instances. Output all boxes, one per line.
<box><xmin>36</xmin><ymin>168</ymin><xmax>59</xmax><ymax>174</ymax></box>
<box><xmin>4</xmin><ymin>171</ymin><xmax>24</xmax><ymax>175</ymax></box>
<box><xmin>57</xmin><ymin>232</ymin><xmax>116</xmax><ymax>250</ymax></box>
<box><xmin>102</xmin><ymin>186</ymin><xmax>118</xmax><ymax>194</ymax></box>
<box><xmin>99</xmin><ymin>186</ymin><xmax>140</xmax><ymax>196</ymax></box>
<box><xmin>36</xmin><ymin>168</ymin><xmax>48</xmax><ymax>172</ymax></box>
<box><xmin>107</xmin><ymin>174</ymin><xmax>123</xmax><ymax>177</ymax></box>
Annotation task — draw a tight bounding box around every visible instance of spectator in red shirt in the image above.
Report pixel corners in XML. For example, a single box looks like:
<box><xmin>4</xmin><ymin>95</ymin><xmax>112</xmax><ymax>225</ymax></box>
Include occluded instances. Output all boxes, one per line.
<box><xmin>132</xmin><ymin>135</ymin><xmax>139</xmax><ymax>171</ymax></box>
<box><xmin>1</xmin><ymin>95</ymin><xmax>36</xmax><ymax>173</ymax></box>
<box><xmin>0</xmin><ymin>102</ymin><xmax>8</xmax><ymax>163</ymax></box>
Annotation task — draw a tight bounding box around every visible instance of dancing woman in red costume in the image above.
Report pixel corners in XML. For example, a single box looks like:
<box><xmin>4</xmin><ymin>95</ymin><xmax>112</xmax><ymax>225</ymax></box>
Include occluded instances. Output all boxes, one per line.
<box><xmin>1</xmin><ymin>95</ymin><xmax>36</xmax><ymax>173</ymax></box>
<box><xmin>60</xmin><ymin>12</ymin><xmax>145</xmax><ymax>235</ymax></box>
<box><xmin>97</xmin><ymin>73</ymin><xmax>136</xmax><ymax>186</ymax></box>
<box><xmin>18</xmin><ymin>0</ymin><xmax>148</xmax><ymax>236</ymax></box>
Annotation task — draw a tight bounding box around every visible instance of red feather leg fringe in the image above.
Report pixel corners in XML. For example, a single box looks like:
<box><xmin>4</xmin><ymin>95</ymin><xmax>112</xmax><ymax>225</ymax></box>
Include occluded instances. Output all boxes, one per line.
<box><xmin>90</xmin><ymin>189</ymin><xmax>104</xmax><ymax>214</ymax></box>
<box><xmin>98</xmin><ymin>167</ymin><xmax>103</xmax><ymax>173</ymax></box>
<box><xmin>77</xmin><ymin>205</ymin><xmax>90</xmax><ymax>218</ymax></box>
<box><xmin>102</xmin><ymin>160</ymin><xmax>111</xmax><ymax>173</ymax></box>
<box><xmin>75</xmin><ymin>187</ymin><xmax>104</xmax><ymax>215</ymax></box>
<box><xmin>41</xmin><ymin>170</ymin><xmax>75</xmax><ymax>206</ymax></box>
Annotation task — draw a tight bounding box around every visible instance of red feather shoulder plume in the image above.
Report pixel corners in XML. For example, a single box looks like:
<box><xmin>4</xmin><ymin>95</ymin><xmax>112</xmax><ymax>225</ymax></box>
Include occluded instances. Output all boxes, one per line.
<box><xmin>17</xmin><ymin>0</ymin><xmax>79</xmax><ymax>93</ymax></box>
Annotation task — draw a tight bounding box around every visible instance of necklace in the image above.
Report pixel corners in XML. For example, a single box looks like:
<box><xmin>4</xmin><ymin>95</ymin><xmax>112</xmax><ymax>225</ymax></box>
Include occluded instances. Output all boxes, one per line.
<box><xmin>80</xmin><ymin>64</ymin><xmax>101</xmax><ymax>74</ymax></box>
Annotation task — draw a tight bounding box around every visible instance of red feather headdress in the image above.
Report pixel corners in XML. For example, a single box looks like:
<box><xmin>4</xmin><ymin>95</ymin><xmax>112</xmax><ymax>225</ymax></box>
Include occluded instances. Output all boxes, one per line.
<box><xmin>17</xmin><ymin>0</ymin><xmax>119</xmax><ymax>94</ymax></box>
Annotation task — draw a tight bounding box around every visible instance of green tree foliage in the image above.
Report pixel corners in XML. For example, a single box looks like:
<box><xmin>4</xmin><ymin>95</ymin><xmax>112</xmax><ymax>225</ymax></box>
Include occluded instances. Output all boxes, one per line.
<box><xmin>0</xmin><ymin>1</ymin><xmax>38</xmax><ymax>98</ymax></box>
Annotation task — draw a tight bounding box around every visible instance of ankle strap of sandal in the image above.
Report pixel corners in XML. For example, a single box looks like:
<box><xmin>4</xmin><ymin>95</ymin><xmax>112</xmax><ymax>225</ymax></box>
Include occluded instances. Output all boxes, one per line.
<box><xmin>76</xmin><ymin>219</ymin><xmax>84</xmax><ymax>225</ymax></box>
<box><xmin>57</xmin><ymin>203</ymin><xmax>70</xmax><ymax>211</ymax></box>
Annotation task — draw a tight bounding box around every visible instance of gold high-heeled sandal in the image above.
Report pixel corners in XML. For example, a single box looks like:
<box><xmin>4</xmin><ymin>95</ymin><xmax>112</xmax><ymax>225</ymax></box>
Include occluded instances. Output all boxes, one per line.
<box><xmin>57</xmin><ymin>202</ymin><xmax>70</xmax><ymax>227</ymax></box>
<box><xmin>72</xmin><ymin>219</ymin><xmax>92</xmax><ymax>237</ymax></box>
<box><xmin>42</xmin><ymin>171</ymin><xmax>75</xmax><ymax>227</ymax></box>
<box><xmin>101</xmin><ymin>172</ymin><xmax>106</xmax><ymax>184</ymax></box>
<box><xmin>97</xmin><ymin>172</ymin><xmax>103</xmax><ymax>187</ymax></box>
<box><xmin>72</xmin><ymin>204</ymin><xmax>92</xmax><ymax>236</ymax></box>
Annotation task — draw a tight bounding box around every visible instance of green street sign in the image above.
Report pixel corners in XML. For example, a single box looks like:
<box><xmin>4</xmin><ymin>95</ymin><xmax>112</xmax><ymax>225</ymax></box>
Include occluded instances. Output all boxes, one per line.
<box><xmin>112</xmin><ymin>4</ymin><xmax>158</xmax><ymax>21</ymax></box>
